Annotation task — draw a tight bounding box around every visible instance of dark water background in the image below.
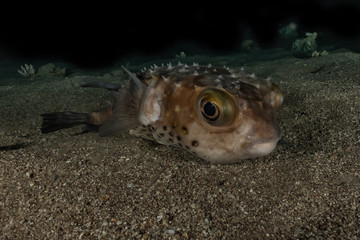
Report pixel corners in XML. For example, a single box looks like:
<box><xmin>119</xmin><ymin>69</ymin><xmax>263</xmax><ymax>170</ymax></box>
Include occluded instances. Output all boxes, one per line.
<box><xmin>1</xmin><ymin>0</ymin><xmax>359</xmax><ymax>69</ymax></box>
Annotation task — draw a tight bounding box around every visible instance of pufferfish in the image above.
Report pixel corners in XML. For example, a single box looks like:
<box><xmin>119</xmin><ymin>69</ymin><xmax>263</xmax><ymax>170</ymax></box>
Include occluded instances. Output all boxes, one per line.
<box><xmin>41</xmin><ymin>63</ymin><xmax>283</xmax><ymax>163</ymax></box>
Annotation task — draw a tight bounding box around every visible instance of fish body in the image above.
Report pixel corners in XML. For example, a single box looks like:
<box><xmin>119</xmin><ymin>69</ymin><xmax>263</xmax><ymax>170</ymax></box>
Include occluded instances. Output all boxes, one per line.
<box><xmin>42</xmin><ymin>63</ymin><xmax>283</xmax><ymax>163</ymax></box>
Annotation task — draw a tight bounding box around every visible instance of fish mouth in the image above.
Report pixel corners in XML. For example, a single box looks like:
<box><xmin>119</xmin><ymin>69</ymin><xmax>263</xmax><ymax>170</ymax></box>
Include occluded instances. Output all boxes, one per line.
<box><xmin>249</xmin><ymin>138</ymin><xmax>280</xmax><ymax>157</ymax></box>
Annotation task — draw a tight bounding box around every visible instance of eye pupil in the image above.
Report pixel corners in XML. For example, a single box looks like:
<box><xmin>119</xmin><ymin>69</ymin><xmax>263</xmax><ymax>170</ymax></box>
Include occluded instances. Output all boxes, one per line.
<box><xmin>204</xmin><ymin>102</ymin><xmax>216</xmax><ymax>116</ymax></box>
<box><xmin>197</xmin><ymin>88</ymin><xmax>236</xmax><ymax>126</ymax></box>
<box><xmin>200</xmin><ymin>100</ymin><xmax>220</xmax><ymax>121</ymax></box>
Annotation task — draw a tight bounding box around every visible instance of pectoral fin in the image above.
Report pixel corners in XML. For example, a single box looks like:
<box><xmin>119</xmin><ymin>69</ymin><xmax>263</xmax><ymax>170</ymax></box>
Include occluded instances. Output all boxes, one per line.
<box><xmin>98</xmin><ymin>66</ymin><xmax>146</xmax><ymax>136</ymax></box>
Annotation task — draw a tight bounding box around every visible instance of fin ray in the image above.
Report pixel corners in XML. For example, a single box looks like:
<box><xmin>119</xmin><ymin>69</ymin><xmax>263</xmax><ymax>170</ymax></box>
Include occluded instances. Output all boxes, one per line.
<box><xmin>41</xmin><ymin>112</ymin><xmax>89</xmax><ymax>133</ymax></box>
<box><xmin>98</xmin><ymin>66</ymin><xmax>145</xmax><ymax>136</ymax></box>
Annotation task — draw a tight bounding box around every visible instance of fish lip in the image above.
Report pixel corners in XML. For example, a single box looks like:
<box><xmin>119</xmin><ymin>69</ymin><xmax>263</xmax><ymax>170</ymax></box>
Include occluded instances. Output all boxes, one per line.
<box><xmin>249</xmin><ymin>138</ymin><xmax>280</xmax><ymax>157</ymax></box>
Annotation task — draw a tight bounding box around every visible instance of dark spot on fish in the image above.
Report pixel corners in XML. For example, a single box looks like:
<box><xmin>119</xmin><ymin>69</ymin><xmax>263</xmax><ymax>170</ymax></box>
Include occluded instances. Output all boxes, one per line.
<box><xmin>169</xmin><ymin>132</ymin><xmax>174</xmax><ymax>137</ymax></box>
<box><xmin>185</xmin><ymin>146</ymin><xmax>190</xmax><ymax>150</ymax></box>
<box><xmin>177</xmin><ymin>143</ymin><xmax>182</xmax><ymax>147</ymax></box>
<box><xmin>181</xmin><ymin>126</ymin><xmax>188</xmax><ymax>135</ymax></box>
<box><xmin>191</xmin><ymin>151</ymin><xmax>197</xmax><ymax>155</ymax></box>
<box><xmin>163</xmin><ymin>126</ymin><xmax>167</xmax><ymax>131</ymax></box>
<box><xmin>177</xmin><ymin>136</ymin><xmax>181</xmax><ymax>141</ymax></box>
<box><xmin>191</xmin><ymin>140</ymin><xmax>199</xmax><ymax>147</ymax></box>
<box><xmin>150</xmin><ymin>126</ymin><xmax>156</xmax><ymax>132</ymax></box>
<box><xmin>158</xmin><ymin>133</ymin><xmax>164</xmax><ymax>138</ymax></box>
<box><xmin>168</xmin><ymin>138</ymin><xmax>173</xmax><ymax>143</ymax></box>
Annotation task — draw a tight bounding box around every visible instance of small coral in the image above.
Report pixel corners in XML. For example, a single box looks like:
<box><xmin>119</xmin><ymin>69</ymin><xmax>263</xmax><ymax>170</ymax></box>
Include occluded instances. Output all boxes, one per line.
<box><xmin>311</xmin><ymin>50</ymin><xmax>328</xmax><ymax>57</ymax></box>
<box><xmin>18</xmin><ymin>64</ymin><xmax>36</xmax><ymax>78</ymax></box>
<box><xmin>37</xmin><ymin>63</ymin><xmax>67</xmax><ymax>77</ymax></box>
<box><xmin>291</xmin><ymin>32</ymin><xmax>318</xmax><ymax>58</ymax></box>
<box><xmin>175</xmin><ymin>51</ymin><xmax>186</xmax><ymax>58</ymax></box>
<box><xmin>278</xmin><ymin>22</ymin><xmax>299</xmax><ymax>49</ymax></box>
<box><xmin>241</xmin><ymin>40</ymin><xmax>260</xmax><ymax>52</ymax></box>
<box><xmin>279</xmin><ymin>22</ymin><xmax>298</xmax><ymax>39</ymax></box>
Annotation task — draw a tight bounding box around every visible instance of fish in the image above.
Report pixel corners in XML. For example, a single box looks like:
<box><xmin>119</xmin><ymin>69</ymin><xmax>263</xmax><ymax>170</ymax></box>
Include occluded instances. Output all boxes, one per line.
<box><xmin>41</xmin><ymin>63</ymin><xmax>283</xmax><ymax>163</ymax></box>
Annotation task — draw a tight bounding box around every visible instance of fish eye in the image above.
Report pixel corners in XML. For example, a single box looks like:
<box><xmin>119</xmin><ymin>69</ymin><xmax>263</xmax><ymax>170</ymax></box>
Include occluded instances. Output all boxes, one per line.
<box><xmin>197</xmin><ymin>88</ymin><xmax>237</xmax><ymax>126</ymax></box>
<box><xmin>200</xmin><ymin>100</ymin><xmax>220</xmax><ymax>121</ymax></box>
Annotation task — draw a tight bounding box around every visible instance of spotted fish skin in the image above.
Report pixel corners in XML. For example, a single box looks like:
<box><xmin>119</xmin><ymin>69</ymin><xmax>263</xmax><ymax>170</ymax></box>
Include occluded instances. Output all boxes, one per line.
<box><xmin>41</xmin><ymin>63</ymin><xmax>283</xmax><ymax>163</ymax></box>
<box><xmin>126</xmin><ymin>63</ymin><xmax>283</xmax><ymax>163</ymax></box>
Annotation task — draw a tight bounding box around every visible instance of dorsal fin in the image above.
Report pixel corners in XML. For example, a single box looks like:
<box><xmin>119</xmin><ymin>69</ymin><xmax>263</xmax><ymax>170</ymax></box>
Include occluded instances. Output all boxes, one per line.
<box><xmin>98</xmin><ymin>66</ymin><xmax>145</xmax><ymax>136</ymax></box>
<box><xmin>121</xmin><ymin>65</ymin><xmax>144</xmax><ymax>90</ymax></box>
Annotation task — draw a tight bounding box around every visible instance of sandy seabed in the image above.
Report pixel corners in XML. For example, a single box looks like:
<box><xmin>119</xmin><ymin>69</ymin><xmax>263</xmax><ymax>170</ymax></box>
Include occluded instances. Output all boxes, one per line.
<box><xmin>0</xmin><ymin>49</ymin><xmax>359</xmax><ymax>239</ymax></box>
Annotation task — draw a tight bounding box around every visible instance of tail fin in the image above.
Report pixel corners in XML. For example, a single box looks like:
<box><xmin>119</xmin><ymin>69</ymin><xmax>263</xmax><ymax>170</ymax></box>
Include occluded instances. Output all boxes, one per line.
<box><xmin>41</xmin><ymin>112</ymin><xmax>89</xmax><ymax>133</ymax></box>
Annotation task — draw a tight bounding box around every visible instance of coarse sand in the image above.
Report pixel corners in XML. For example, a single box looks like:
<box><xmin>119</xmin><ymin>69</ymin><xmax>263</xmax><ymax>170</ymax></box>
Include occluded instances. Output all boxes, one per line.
<box><xmin>0</xmin><ymin>49</ymin><xmax>359</xmax><ymax>239</ymax></box>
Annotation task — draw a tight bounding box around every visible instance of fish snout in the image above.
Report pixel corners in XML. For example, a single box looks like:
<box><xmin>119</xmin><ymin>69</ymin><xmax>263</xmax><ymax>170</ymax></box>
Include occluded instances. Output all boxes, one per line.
<box><xmin>247</xmin><ymin>121</ymin><xmax>281</xmax><ymax>157</ymax></box>
<box><xmin>249</xmin><ymin>138</ymin><xmax>279</xmax><ymax>157</ymax></box>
